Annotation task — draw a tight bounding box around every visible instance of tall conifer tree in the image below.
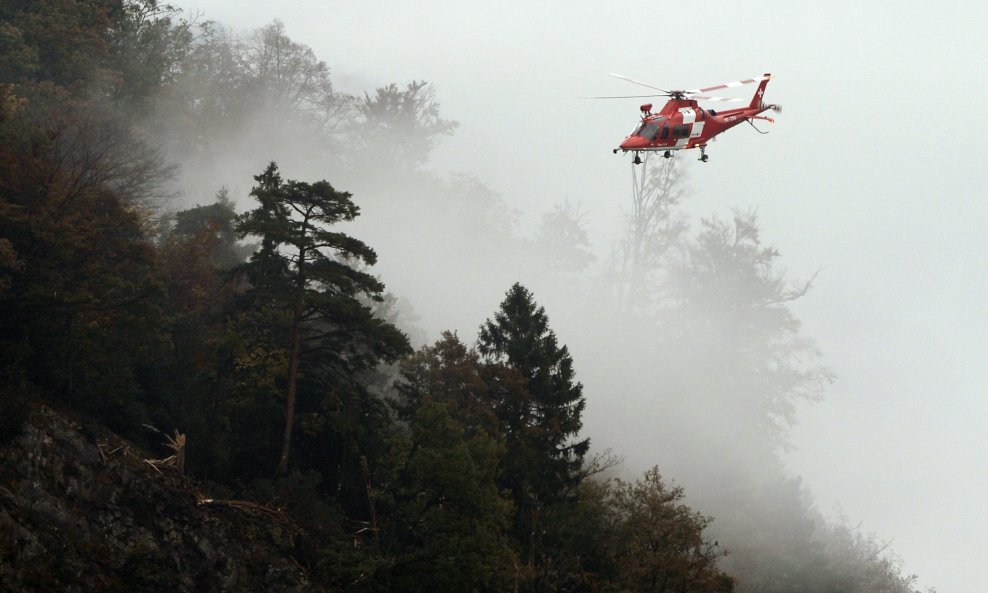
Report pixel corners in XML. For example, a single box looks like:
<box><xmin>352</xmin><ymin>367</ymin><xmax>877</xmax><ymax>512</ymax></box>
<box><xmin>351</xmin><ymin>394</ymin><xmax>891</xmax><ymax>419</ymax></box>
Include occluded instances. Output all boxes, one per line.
<box><xmin>478</xmin><ymin>283</ymin><xmax>589</xmax><ymax>576</ymax></box>
<box><xmin>479</xmin><ymin>283</ymin><xmax>589</xmax><ymax>487</ymax></box>
<box><xmin>237</xmin><ymin>162</ymin><xmax>409</xmax><ymax>475</ymax></box>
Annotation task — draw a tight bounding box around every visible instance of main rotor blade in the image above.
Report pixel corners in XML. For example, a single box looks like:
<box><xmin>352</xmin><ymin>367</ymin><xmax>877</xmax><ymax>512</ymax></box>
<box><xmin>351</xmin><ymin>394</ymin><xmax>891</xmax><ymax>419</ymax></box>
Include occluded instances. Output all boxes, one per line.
<box><xmin>581</xmin><ymin>93</ymin><xmax>668</xmax><ymax>99</ymax></box>
<box><xmin>689</xmin><ymin>95</ymin><xmax>744</xmax><ymax>102</ymax></box>
<box><xmin>686</xmin><ymin>74</ymin><xmax>769</xmax><ymax>95</ymax></box>
<box><xmin>608</xmin><ymin>72</ymin><xmax>672</xmax><ymax>94</ymax></box>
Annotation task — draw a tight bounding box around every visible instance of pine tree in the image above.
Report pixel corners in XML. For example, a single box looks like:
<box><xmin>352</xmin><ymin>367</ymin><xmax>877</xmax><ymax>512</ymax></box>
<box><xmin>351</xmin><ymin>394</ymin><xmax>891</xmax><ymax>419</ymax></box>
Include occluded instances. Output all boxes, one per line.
<box><xmin>236</xmin><ymin>162</ymin><xmax>409</xmax><ymax>475</ymax></box>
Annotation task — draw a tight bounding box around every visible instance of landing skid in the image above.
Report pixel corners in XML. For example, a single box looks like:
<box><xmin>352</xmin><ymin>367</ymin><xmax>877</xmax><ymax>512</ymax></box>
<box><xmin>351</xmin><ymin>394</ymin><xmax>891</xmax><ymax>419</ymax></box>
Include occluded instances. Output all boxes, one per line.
<box><xmin>628</xmin><ymin>147</ymin><xmax>708</xmax><ymax>164</ymax></box>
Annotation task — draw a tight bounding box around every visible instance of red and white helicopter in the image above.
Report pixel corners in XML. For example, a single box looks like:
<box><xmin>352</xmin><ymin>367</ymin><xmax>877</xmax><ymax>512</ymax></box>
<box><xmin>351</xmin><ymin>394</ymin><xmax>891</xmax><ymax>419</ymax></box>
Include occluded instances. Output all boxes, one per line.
<box><xmin>600</xmin><ymin>72</ymin><xmax>781</xmax><ymax>163</ymax></box>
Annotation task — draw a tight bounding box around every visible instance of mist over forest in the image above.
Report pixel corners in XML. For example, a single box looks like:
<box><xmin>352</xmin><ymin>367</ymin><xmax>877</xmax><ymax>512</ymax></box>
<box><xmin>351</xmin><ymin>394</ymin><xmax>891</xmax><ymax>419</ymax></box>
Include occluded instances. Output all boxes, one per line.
<box><xmin>0</xmin><ymin>2</ymin><xmax>952</xmax><ymax>592</ymax></box>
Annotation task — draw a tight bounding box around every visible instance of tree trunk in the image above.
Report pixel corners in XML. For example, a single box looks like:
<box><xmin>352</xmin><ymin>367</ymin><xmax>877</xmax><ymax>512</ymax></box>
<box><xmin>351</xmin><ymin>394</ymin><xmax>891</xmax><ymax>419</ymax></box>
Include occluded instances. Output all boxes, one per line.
<box><xmin>276</xmin><ymin>250</ymin><xmax>307</xmax><ymax>476</ymax></box>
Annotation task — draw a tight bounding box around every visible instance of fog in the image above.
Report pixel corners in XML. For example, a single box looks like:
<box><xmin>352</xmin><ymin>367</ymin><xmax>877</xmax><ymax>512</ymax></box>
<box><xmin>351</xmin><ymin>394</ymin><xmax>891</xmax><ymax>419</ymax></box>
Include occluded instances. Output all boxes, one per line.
<box><xmin>171</xmin><ymin>2</ymin><xmax>987</xmax><ymax>592</ymax></box>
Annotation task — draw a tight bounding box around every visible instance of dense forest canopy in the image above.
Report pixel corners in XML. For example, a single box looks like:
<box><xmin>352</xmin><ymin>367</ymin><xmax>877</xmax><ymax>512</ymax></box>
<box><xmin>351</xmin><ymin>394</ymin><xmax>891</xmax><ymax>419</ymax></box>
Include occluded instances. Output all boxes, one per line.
<box><xmin>0</xmin><ymin>2</ymin><xmax>932</xmax><ymax>592</ymax></box>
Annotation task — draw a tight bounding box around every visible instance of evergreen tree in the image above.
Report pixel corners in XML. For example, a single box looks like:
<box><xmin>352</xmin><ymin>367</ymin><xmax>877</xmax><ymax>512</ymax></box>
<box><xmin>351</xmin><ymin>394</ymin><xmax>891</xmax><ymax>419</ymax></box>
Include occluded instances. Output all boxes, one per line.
<box><xmin>478</xmin><ymin>283</ymin><xmax>589</xmax><ymax>491</ymax></box>
<box><xmin>478</xmin><ymin>283</ymin><xmax>590</xmax><ymax>576</ymax></box>
<box><xmin>236</xmin><ymin>162</ymin><xmax>409</xmax><ymax>475</ymax></box>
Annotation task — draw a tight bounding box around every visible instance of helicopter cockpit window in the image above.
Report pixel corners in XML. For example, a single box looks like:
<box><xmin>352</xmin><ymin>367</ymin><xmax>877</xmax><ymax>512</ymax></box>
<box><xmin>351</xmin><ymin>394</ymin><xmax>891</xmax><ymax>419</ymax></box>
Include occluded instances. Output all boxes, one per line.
<box><xmin>636</xmin><ymin>117</ymin><xmax>665</xmax><ymax>141</ymax></box>
<box><xmin>640</xmin><ymin>122</ymin><xmax>660</xmax><ymax>141</ymax></box>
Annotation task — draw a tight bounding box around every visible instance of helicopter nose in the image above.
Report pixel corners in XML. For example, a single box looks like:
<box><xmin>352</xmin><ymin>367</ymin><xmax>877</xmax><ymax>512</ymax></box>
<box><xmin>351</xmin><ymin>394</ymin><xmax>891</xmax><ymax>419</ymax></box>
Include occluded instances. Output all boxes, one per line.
<box><xmin>620</xmin><ymin>136</ymin><xmax>649</xmax><ymax>150</ymax></box>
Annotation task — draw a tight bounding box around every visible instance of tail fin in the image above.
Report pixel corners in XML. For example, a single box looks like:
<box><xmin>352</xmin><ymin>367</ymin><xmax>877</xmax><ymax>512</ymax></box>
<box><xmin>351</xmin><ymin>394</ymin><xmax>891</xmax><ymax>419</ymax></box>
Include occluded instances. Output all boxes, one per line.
<box><xmin>749</xmin><ymin>73</ymin><xmax>771</xmax><ymax>109</ymax></box>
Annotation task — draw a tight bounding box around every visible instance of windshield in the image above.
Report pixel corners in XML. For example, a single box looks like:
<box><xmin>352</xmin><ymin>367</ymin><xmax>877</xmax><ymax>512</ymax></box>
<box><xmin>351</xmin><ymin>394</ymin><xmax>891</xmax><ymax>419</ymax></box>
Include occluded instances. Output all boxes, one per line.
<box><xmin>635</xmin><ymin>117</ymin><xmax>665</xmax><ymax>141</ymax></box>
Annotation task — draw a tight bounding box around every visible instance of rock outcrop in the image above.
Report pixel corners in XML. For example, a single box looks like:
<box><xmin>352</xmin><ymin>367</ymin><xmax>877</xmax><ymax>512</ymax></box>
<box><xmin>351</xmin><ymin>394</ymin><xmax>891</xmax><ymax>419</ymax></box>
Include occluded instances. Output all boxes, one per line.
<box><xmin>0</xmin><ymin>406</ymin><xmax>316</xmax><ymax>592</ymax></box>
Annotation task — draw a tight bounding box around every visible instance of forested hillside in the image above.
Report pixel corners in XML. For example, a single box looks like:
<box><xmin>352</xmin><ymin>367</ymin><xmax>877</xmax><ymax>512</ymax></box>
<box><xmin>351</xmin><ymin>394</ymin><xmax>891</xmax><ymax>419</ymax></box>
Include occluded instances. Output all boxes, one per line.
<box><xmin>0</xmin><ymin>2</ymin><xmax>931</xmax><ymax>592</ymax></box>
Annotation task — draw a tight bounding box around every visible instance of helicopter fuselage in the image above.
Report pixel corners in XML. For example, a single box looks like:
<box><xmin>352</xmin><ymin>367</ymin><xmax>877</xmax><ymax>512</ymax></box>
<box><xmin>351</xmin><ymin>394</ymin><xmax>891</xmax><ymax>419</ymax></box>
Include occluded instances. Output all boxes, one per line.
<box><xmin>618</xmin><ymin>99</ymin><xmax>774</xmax><ymax>153</ymax></box>
<box><xmin>613</xmin><ymin>73</ymin><xmax>777</xmax><ymax>161</ymax></box>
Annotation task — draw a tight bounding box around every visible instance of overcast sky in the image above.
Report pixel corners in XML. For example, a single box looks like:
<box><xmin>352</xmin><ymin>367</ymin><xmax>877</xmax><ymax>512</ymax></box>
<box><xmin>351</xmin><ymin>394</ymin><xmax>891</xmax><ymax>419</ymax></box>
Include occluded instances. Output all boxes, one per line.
<box><xmin>177</xmin><ymin>2</ymin><xmax>986</xmax><ymax>591</ymax></box>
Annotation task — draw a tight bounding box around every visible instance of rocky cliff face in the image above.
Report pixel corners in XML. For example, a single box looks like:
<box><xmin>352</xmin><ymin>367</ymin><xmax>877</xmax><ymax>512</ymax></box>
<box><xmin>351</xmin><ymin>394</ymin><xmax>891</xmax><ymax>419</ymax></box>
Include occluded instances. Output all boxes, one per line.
<box><xmin>0</xmin><ymin>406</ymin><xmax>317</xmax><ymax>592</ymax></box>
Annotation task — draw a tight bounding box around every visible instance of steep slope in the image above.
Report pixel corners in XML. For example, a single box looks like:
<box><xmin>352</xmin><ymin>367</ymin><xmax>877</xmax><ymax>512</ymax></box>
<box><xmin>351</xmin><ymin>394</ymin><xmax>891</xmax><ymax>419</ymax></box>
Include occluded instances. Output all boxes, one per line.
<box><xmin>0</xmin><ymin>405</ymin><xmax>316</xmax><ymax>592</ymax></box>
